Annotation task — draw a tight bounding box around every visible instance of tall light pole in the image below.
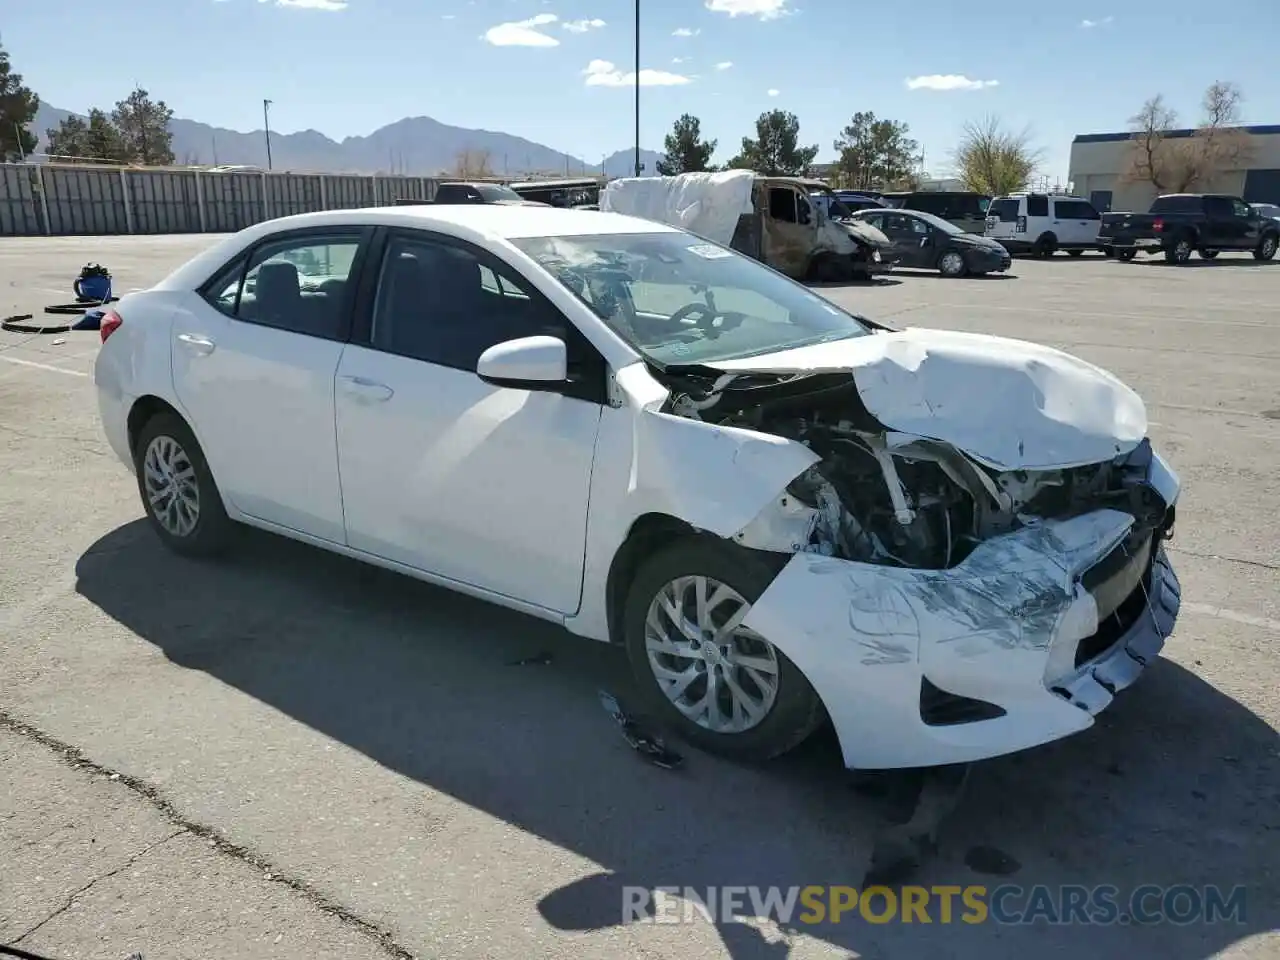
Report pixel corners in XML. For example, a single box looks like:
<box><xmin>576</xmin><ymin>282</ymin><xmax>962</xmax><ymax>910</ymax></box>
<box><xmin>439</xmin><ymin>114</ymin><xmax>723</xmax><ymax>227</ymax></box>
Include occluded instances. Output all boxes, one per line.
<box><xmin>633</xmin><ymin>0</ymin><xmax>641</xmax><ymax>177</ymax></box>
<box><xmin>263</xmin><ymin>99</ymin><xmax>274</xmax><ymax>171</ymax></box>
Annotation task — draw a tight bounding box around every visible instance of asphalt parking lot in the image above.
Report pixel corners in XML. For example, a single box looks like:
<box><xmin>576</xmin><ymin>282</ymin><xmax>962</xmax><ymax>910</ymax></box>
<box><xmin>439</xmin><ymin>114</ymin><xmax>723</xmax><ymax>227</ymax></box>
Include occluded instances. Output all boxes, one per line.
<box><xmin>1</xmin><ymin>235</ymin><xmax>1277</xmax><ymax>960</ymax></box>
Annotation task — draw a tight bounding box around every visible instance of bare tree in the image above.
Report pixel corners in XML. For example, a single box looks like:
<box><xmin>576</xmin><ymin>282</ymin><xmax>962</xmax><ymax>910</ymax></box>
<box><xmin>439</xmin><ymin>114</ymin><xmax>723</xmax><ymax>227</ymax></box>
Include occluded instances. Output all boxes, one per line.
<box><xmin>452</xmin><ymin>148</ymin><xmax>494</xmax><ymax>179</ymax></box>
<box><xmin>1125</xmin><ymin>82</ymin><xmax>1252</xmax><ymax>193</ymax></box>
<box><xmin>953</xmin><ymin>116</ymin><xmax>1042</xmax><ymax>195</ymax></box>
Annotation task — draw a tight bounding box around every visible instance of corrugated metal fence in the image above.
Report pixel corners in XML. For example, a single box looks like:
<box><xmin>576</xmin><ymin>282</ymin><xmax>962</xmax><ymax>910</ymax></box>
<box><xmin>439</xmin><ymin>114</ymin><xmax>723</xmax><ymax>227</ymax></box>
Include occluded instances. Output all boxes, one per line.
<box><xmin>0</xmin><ymin>163</ymin><xmax>440</xmax><ymax>237</ymax></box>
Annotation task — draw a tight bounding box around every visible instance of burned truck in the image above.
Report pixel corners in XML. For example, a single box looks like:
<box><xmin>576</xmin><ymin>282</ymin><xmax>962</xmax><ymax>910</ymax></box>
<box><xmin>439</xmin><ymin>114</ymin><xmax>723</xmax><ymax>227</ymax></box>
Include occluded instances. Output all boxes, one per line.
<box><xmin>601</xmin><ymin>170</ymin><xmax>894</xmax><ymax>282</ymax></box>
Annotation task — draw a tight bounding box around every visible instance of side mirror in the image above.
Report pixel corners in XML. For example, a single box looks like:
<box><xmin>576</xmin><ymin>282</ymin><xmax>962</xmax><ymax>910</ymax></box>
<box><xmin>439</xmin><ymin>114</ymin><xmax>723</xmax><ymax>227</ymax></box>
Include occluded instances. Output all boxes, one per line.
<box><xmin>476</xmin><ymin>335</ymin><xmax>568</xmax><ymax>388</ymax></box>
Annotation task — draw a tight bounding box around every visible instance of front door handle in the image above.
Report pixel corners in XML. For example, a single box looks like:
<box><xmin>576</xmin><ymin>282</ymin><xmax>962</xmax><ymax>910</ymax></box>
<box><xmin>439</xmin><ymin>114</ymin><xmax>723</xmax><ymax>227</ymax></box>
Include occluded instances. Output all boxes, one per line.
<box><xmin>338</xmin><ymin>375</ymin><xmax>394</xmax><ymax>403</ymax></box>
<box><xmin>177</xmin><ymin>333</ymin><xmax>216</xmax><ymax>355</ymax></box>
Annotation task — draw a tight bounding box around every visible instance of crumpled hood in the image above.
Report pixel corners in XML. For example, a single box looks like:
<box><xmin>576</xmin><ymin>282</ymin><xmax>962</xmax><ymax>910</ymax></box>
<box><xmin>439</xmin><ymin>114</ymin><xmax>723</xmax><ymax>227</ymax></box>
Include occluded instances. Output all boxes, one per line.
<box><xmin>708</xmin><ymin>328</ymin><xmax>1148</xmax><ymax>470</ymax></box>
<box><xmin>841</xmin><ymin>219</ymin><xmax>890</xmax><ymax>248</ymax></box>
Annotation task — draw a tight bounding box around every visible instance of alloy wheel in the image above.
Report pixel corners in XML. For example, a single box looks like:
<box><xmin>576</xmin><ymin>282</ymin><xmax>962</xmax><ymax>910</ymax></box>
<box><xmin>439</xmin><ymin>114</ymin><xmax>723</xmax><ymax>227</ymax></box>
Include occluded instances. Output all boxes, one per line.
<box><xmin>143</xmin><ymin>434</ymin><xmax>200</xmax><ymax>537</ymax></box>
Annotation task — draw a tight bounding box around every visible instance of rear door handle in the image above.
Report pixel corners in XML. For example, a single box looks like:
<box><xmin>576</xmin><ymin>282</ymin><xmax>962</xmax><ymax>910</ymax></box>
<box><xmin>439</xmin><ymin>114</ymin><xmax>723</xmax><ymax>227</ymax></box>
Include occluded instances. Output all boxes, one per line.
<box><xmin>177</xmin><ymin>333</ymin><xmax>216</xmax><ymax>355</ymax></box>
<box><xmin>338</xmin><ymin>375</ymin><xmax>394</xmax><ymax>403</ymax></box>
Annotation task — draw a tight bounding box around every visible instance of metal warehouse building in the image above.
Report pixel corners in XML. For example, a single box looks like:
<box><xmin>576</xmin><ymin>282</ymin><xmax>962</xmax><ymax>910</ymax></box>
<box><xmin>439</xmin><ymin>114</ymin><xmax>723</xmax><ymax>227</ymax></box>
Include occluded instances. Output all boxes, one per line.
<box><xmin>1068</xmin><ymin>124</ymin><xmax>1280</xmax><ymax>213</ymax></box>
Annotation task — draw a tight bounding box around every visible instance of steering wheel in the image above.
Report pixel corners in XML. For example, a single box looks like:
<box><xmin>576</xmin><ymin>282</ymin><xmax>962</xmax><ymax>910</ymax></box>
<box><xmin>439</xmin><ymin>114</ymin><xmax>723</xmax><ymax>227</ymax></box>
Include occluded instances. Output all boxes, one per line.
<box><xmin>667</xmin><ymin>301</ymin><xmax>746</xmax><ymax>334</ymax></box>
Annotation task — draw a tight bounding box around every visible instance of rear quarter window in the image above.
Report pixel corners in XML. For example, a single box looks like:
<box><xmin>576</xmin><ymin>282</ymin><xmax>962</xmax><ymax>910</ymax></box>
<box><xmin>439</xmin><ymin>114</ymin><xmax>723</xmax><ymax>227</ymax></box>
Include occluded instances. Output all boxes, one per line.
<box><xmin>989</xmin><ymin>199</ymin><xmax>1020</xmax><ymax>222</ymax></box>
<box><xmin>1025</xmin><ymin>195</ymin><xmax>1049</xmax><ymax>217</ymax></box>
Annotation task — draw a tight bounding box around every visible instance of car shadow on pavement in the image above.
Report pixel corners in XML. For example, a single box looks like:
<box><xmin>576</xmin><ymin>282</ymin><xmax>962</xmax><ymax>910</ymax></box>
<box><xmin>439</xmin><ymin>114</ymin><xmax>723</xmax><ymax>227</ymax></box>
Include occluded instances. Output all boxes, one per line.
<box><xmin>75</xmin><ymin>522</ymin><xmax>1279</xmax><ymax>960</ymax></box>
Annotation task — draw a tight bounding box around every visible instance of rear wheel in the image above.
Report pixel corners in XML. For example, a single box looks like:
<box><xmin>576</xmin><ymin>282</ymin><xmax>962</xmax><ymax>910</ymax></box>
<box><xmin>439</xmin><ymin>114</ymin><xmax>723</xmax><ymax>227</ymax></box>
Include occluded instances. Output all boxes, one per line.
<box><xmin>937</xmin><ymin>250</ymin><xmax>967</xmax><ymax>277</ymax></box>
<box><xmin>1067</xmin><ymin>249</ymin><xmax>1084</xmax><ymax>258</ymax></box>
<box><xmin>1115</xmin><ymin>249</ymin><xmax>1137</xmax><ymax>262</ymax></box>
<box><xmin>1164</xmin><ymin>235</ymin><xmax>1194</xmax><ymax>264</ymax></box>
<box><xmin>1032</xmin><ymin>233</ymin><xmax>1057</xmax><ymax>258</ymax></box>
<box><xmin>133</xmin><ymin>412</ymin><xmax>233</xmax><ymax>557</ymax></box>
<box><xmin>1254</xmin><ymin>233</ymin><xmax>1278</xmax><ymax>261</ymax></box>
<box><xmin>1198</xmin><ymin>249</ymin><xmax>1220</xmax><ymax>260</ymax></box>
<box><xmin>622</xmin><ymin>539</ymin><xmax>824</xmax><ymax>762</ymax></box>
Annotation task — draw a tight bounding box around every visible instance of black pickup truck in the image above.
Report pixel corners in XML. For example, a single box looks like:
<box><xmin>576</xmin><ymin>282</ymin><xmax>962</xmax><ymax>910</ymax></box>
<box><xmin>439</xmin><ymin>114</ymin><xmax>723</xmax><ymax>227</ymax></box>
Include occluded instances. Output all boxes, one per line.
<box><xmin>1097</xmin><ymin>193</ymin><xmax>1280</xmax><ymax>264</ymax></box>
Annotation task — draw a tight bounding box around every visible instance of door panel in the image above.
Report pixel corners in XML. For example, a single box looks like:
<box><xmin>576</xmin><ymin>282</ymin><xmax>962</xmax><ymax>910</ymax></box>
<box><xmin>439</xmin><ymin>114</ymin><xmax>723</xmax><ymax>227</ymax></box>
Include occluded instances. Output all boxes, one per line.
<box><xmin>762</xmin><ymin>187</ymin><xmax>814</xmax><ymax>278</ymax></box>
<box><xmin>170</xmin><ymin>232</ymin><xmax>363</xmax><ymax>542</ymax></box>
<box><xmin>333</xmin><ymin>230</ymin><xmax>603</xmax><ymax>614</ymax></box>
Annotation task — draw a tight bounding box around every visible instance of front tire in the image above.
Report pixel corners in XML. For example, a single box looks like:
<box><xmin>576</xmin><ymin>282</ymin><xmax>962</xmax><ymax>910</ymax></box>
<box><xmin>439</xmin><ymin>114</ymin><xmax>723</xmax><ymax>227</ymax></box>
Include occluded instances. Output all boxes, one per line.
<box><xmin>133</xmin><ymin>412</ymin><xmax>233</xmax><ymax>557</ymax></box>
<box><xmin>622</xmin><ymin>539</ymin><xmax>824</xmax><ymax>762</ymax></box>
<box><xmin>1255</xmin><ymin>233</ymin><xmax>1278</xmax><ymax>261</ymax></box>
<box><xmin>1116</xmin><ymin>249</ymin><xmax>1137</xmax><ymax>262</ymax></box>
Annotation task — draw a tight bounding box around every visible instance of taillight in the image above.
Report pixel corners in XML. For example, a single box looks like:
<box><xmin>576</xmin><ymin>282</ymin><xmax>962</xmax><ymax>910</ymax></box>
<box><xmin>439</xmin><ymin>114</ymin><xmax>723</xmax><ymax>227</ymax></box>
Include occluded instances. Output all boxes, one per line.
<box><xmin>100</xmin><ymin>309</ymin><xmax>123</xmax><ymax>343</ymax></box>
<box><xmin>1016</xmin><ymin>215</ymin><xmax>1027</xmax><ymax>233</ymax></box>
<box><xmin>1152</xmin><ymin>218</ymin><xmax>1164</xmax><ymax>233</ymax></box>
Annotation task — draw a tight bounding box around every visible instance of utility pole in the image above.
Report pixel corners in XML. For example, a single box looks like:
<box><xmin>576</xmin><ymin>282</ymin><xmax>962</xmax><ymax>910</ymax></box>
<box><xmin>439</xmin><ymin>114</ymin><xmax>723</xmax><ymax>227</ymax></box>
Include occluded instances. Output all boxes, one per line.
<box><xmin>634</xmin><ymin>0</ymin><xmax>641</xmax><ymax>176</ymax></box>
<box><xmin>263</xmin><ymin>99</ymin><xmax>274</xmax><ymax>170</ymax></box>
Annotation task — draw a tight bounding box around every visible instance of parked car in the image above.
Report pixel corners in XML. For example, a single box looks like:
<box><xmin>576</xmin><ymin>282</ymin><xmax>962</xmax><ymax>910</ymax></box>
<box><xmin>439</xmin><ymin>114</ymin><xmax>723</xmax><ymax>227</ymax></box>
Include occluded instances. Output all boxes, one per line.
<box><xmin>431</xmin><ymin>182</ymin><xmax>547</xmax><ymax>205</ymax></box>
<box><xmin>832</xmin><ymin>191</ymin><xmax>885</xmax><ymax>212</ymax></box>
<box><xmin>851</xmin><ymin>208</ymin><xmax>1012</xmax><ymax>277</ymax></box>
<box><xmin>984</xmin><ymin>194</ymin><xmax>1103</xmax><ymax>257</ymax></box>
<box><xmin>1251</xmin><ymin>202</ymin><xmax>1280</xmax><ymax>223</ymax></box>
<box><xmin>94</xmin><ymin>204</ymin><xmax>1181</xmax><ymax>771</ymax></box>
<box><xmin>1097</xmin><ymin>193</ymin><xmax>1280</xmax><ymax>264</ymax></box>
<box><xmin>879</xmin><ymin>191</ymin><xmax>991</xmax><ymax>234</ymax></box>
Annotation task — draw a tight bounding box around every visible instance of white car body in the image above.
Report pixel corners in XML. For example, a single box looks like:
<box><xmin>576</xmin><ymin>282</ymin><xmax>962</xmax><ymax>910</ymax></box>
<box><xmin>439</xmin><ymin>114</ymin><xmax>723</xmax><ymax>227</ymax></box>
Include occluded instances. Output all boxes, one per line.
<box><xmin>986</xmin><ymin>194</ymin><xmax>1103</xmax><ymax>255</ymax></box>
<box><xmin>94</xmin><ymin>205</ymin><xmax>1182</xmax><ymax>770</ymax></box>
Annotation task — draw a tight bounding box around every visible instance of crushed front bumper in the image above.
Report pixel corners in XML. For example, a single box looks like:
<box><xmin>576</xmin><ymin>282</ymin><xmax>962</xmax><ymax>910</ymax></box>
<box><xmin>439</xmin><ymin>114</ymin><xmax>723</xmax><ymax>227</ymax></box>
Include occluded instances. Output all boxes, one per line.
<box><xmin>741</xmin><ymin>456</ymin><xmax>1182</xmax><ymax>770</ymax></box>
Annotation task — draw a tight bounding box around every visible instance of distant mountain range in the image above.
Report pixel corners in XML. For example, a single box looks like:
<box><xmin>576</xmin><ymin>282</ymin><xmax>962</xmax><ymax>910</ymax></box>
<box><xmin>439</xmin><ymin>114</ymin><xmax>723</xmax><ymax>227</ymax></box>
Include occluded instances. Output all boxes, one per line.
<box><xmin>30</xmin><ymin>103</ymin><xmax>664</xmax><ymax>179</ymax></box>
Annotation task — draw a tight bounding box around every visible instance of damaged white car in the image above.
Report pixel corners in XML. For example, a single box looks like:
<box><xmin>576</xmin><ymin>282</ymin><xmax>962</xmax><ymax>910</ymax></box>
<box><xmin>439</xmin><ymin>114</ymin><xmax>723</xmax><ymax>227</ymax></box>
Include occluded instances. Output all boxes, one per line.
<box><xmin>94</xmin><ymin>205</ymin><xmax>1181</xmax><ymax>770</ymax></box>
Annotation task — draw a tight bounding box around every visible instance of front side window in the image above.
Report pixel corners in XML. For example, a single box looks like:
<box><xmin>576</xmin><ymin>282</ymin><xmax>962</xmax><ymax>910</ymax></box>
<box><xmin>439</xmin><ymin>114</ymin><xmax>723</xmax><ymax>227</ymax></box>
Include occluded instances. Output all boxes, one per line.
<box><xmin>510</xmin><ymin>231</ymin><xmax>872</xmax><ymax>367</ymax></box>
<box><xmin>1231</xmin><ymin>199</ymin><xmax>1251</xmax><ymax>217</ymax></box>
<box><xmin>370</xmin><ymin>235</ymin><xmax>563</xmax><ymax>371</ymax></box>
<box><xmin>768</xmin><ymin>188</ymin><xmax>798</xmax><ymax>223</ymax></box>
<box><xmin>202</xmin><ymin>233</ymin><xmax>361</xmax><ymax>339</ymax></box>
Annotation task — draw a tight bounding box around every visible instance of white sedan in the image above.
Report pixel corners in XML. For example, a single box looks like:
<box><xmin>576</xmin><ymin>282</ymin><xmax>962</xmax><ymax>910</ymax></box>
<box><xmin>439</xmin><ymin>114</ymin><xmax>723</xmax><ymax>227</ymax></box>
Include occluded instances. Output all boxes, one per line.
<box><xmin>93</xmin><ymin>205</ymin><xmax>1182</xmax><ymax>770</ymax></box>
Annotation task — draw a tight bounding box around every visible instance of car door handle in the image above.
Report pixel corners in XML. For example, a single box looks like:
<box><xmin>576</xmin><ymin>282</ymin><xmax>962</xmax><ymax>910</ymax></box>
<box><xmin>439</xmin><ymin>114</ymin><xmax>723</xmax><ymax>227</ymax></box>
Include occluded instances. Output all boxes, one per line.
<box><xmin>177</xmin><ymin>333</ymin><xmax>216</xmax><ymax>355</ymax></box>
<box><xmin>338</xmin><ymin>375</ymin><xmax>394</xmax><ymax>402</ymax></box>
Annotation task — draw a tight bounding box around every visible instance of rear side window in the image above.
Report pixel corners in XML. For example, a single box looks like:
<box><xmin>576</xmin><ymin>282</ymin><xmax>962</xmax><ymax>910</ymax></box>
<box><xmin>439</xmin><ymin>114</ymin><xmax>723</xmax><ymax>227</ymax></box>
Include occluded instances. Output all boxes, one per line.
<box><xmin>989</xmin><ymin>199</ymin><xmax>1020</xmax><ymax>222</ymax></box>
<box><xmin>908</xmin><ymin>193</ymin><xmax>948</xmax><ymax>216</ymax></box>
<box><xmin>1055</xmin><ymin>200</ymin><xmax>1101</xmax><ymax>219</ymax></box>
<box><xmin>1025</xmin><ymin>196</ymin><xmax>1049</xmax><ymax>217</ymax></box>
<box><xmin>1150</xmin><ymin>196</ymin><xmax>1200</xmax><ymax>214</ymax></box>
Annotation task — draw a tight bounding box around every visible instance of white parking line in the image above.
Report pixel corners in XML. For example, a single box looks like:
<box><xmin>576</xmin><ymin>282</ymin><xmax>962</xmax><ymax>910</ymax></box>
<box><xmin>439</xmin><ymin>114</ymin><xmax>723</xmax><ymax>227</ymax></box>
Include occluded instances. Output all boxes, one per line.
<box><xmin>0</xmin><ymin>354</ymin><xmax>88</xmax><ymax>377</ymax></box>
<box><xmin>1184</xmin><ymin>602</ymin><xmax>1280</xmax><ymax>634</ymax></box>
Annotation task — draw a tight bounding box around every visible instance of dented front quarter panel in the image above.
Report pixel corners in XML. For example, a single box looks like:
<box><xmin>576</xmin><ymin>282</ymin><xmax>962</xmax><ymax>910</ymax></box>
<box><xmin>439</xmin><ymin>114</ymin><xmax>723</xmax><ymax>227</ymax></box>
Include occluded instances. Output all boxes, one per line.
<box><xmin>740</xmin><ymin>509</ymin><xmax>1181</xmax><ymax>769</ymax></box>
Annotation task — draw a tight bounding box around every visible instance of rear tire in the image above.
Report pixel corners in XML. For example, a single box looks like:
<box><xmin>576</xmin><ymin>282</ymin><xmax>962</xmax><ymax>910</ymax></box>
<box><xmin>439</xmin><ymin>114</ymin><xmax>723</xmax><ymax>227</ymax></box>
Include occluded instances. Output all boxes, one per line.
<box><xmin>1032</xmin><ymin>233</ymin><xmax>1057</xmax><ymax>258</ymax></box>
<box><xmin>937</xmin><ymin>250</ymin><xmax>967</xmax><ymax>277</ymax></box>
<box><xmin>622</xmin><ymin>538</ymin><xmax>824</xmax><ymax>763</ymax></box>
<box><xmin>133</xmin><ymin>412</ymin><xmax>233</xmax><ymax>558</ymax></box>
<box><xmin>1254</xmin><ymin>233</ymin><xmax>1278</xmax><ymax>261</ymax></box>
<box><xmin>1115</xmin><ymin>249</ymin><xmax>1137</xmax><ymax>262</ymax></box>
<box><xmin>1198</xmin><ymin>249</ymin><xmax>1220</xmax><ymax>260</ymax></box>
<box><xmin>1067</xmin><ymin>249</ymin><xmax>1084</xmax><ymax>258</ymax></box>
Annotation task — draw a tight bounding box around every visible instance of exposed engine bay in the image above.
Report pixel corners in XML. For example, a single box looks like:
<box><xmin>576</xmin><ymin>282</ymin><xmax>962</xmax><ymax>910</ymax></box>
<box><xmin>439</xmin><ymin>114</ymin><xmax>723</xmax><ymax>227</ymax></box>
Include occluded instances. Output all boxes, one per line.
<box><xmin>653</xmin><ymin>366</ymin><xmax>1173</xmax><ymax>570</ymax></box>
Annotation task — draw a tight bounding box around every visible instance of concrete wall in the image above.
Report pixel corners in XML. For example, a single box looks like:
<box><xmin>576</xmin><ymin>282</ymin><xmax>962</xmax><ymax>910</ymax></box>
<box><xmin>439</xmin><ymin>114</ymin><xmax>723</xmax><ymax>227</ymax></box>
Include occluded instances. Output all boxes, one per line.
<box><xmin>1068</xmin><ymin>126</ymin><xmax>1280</xmax><ymax>213</ymax></box>
<box><xmin>0</xmin><ymin>163</ymin><xmax>441</xmax><ymax>237</ymax></box>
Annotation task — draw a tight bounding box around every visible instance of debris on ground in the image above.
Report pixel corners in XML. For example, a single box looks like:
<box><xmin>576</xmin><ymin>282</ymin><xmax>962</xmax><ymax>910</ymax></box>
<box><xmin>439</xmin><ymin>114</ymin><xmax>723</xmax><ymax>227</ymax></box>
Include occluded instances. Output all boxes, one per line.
<box><xmin>507</xmin><ymin>651</ymin><xmax>554</xmax><ymax>666</ymax></box>
<box><xmin>598</xmin><ymin>690</ymin><xmax>684</xmax><ymax>770</ymax></box>
<box><xmin>862</xmin><ymin>763</ymin><xmax>970</xmax><ymax>886</ymax></box>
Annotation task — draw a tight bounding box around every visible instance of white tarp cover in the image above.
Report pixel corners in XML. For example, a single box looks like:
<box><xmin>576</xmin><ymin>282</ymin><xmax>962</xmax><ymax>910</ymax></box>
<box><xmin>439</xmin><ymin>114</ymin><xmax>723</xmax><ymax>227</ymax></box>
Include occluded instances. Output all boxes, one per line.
<box><xmin>600</xmin><ymin>170</ymin><xmax>756</xmax><ymax>247</ymax></box>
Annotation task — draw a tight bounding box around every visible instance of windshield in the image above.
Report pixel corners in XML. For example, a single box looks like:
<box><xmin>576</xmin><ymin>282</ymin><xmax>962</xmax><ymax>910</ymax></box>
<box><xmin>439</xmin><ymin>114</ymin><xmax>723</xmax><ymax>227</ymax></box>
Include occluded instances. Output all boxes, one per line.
<box><xmin>479</xmin><ymin>184</ymin><xmax>525</xmax><ymax>202</ymax></box>
<box><xmin>509</xmin><ymin>232</ymin><xmax>872</xmax><ymax>366</ymax></box>
<box><xmin>909</xmin><ymin>210</ymin><xmax>965</xmax><ymax>235</ymax></box>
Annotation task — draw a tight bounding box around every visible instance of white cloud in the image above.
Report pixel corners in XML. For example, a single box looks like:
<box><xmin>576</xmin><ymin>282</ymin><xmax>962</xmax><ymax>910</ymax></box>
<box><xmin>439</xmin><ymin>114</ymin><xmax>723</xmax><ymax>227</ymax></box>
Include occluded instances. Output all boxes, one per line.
<box><xmin>671</xmin><ymin>56</ymin><xmax>687</xmax><ymax>63</ymax></box>
<box><xmin>706</xmin><ymin>0</ymin><xmax>788</xmax><ymax>19</ymax></box>
<box><xmin>1080</xmin><ymin>15</ymin><xmax>1113</xmax><ymax>26</ymax></box>
<box><xmin>715</xmin><ymin>61</ymin><xmax>733</xmax><ymax>70</ymax></box>
<box><xmin>562</xmin><ymin>17</ymin><xmax>605</xmax><ymax>32</ymax></box>
<box><xmin>583</xmin><ymin>59</ymin><xmax>693</xmax><ymax>87</ymax></box>
<box><xmin>767</xmin><ymin>88</ymin><xmax>779</xmax><ymax>97</ymax></box>
<box><xmin>905</xmin><ymin>74</ymin><xmax>999</xmax><ymax>91</ymax></box>
<box><xmin>442</xmin><ymin>13</ymin><xmax>455</xmax><ymax>18</ymax></box>
<box><xmin>672</xmin><ymin>27</ymin><xmax>700</xmax><ymax>36</ymax></box>
<box><xmin>262</xmin><ymin>0</ymin><xmax>348</xmax><ymax>9</ymax></box>
<box><xmin>483</xmin><ymin>13</ymin><xmax>559</xmax><ymax>46</ymax></box>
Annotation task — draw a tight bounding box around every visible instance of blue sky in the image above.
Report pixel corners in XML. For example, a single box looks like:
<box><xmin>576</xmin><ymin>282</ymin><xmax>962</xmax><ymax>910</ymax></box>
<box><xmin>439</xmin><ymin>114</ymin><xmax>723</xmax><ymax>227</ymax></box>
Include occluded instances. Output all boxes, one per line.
<box><xmin>6</xmin><ymin>0</ymin><xmax>1279</xmax><ymax>180</ymax></box>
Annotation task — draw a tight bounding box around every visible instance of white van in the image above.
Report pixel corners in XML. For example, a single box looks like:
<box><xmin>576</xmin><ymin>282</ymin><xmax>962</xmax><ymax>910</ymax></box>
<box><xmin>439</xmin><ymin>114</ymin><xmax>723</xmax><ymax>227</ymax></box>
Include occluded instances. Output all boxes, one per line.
<box><xmin>985</xmin><ymin>193</ymin><xmax>1102</xmax><ymax>257</ymax></box>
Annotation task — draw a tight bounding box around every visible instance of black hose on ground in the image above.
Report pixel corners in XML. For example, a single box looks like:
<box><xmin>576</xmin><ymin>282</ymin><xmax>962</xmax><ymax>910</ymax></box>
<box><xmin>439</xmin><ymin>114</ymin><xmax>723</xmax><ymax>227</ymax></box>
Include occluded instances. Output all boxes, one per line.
<box><xmin>1</xmin><ymin>297</ymin><xmax>118</xmax><ymax>334</ymax></box>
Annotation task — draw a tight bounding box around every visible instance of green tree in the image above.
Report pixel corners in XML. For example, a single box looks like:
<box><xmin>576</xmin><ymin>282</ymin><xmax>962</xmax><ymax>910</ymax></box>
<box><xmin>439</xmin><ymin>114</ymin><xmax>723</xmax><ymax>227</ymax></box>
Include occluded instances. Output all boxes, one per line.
<box><xmin>46</xmin><ymin>109</ymin><xmax>128</xmax><ymax>163</ymax></box>
<box><xmin>0</xmin><ymin>38</ymin><xmax>40</xmax><ymax>161</ymax></box>
<box><xmin>953</xmin><ymin>116</ymin><xmax>1042</xmax><ymax>195</ymax></box>
<box><xmin>833</xmin><ymin>111</ymin><xmax>919</xmax><ymax>190</ymax></box>
<box><xmin>727</xmin><ymin>110</ymin><xmax>818</xmax><ymax>176</ymax></box>
<box><xmin>112</xmin><ymin>87</ymin><xmax>175</xmax><ymax>165</ymax></box>
<box><xmin>657</xmin><ymin>114</ymin><xmax>717</xmax><ymax>175</ymax></box>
